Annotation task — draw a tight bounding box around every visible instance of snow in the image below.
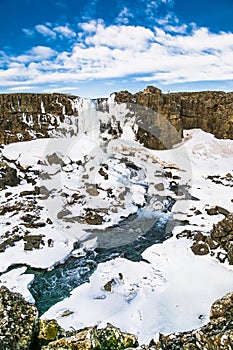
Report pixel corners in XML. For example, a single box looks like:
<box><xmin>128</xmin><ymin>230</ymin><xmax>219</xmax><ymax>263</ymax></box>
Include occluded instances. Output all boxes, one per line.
<box><xmin>1</xmin><ymin>93</ymin><xmax>233</xmax><ymax>346</ymax></box>
<box><xmin>0</xmin><ymin>267</ymin><xmax>34</xmax><ymax>303</ymax></box>
<box><xmin>42</xmin><ymin>127</ymin><xmax>233</xmax><ymax>344</ymax></box>
<box><xmin>152</xmin><ymin>129</ymin><xmax>233</xmax><ymax>231</ymax></box>
<box><xmin>0</xmin><ymin>237</ymin><xmax>73</xmax><ymax>273</ymax></box>
<box><xmin>42</xmin><ymin>235</ymin><xmax>233</xmax><ymax>344</ymax></box>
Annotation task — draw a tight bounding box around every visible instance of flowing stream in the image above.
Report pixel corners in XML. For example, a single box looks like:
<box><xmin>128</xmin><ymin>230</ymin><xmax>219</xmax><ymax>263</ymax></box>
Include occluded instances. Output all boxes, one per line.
<box><xmin>27</xmin><ymin>207</ymin><xmax>180</xmax><ymax>315</ymax></box>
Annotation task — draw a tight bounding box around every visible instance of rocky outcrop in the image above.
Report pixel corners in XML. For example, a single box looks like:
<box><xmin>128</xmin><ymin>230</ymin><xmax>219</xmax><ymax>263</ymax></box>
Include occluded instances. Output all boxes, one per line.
<box><xmin>42</xmin><ymin>325</ymin><xmax>138</xmax><ymax>349</ymax></box>
<box><xmin>0</xmin><ymin>286</ymin><xmax>38</xmax><ymax>350</ymax></box>
<box><xmin>188</xmin><ymin>213</ymin><xmax>233</xmax><ymax>264</ymax></box>
<box><xmin>0</xmin><ymin>93</ymin><xmax>78</xmax><ymax>144</ymax></box>
<box><xmin>37</xmin><ymin>319</ymin><xmax>65</xmax><ymax>347</ymax></box>
<box><xmin>0</xmin><ymin>161</ymin><xmax>20</xmax><ymax>188</ymax></box>
<box><xmin>2</xmin><ymin>286</ymin><xmax>233</xmax><ymax>349</ymax></box>
<box><xmin>115</xmin><ymin>85</ymin><xmax>233</xmax><ymax>149</ymax></box>
<box><xmin>151</xmin><ymin>291</ymin><xmax>233</xmax><ymax>350</ymax></box>
<box><xmin>1</xmin><ymin>86</ymin><xmax>233</xmax><ymax>150</ymax></box>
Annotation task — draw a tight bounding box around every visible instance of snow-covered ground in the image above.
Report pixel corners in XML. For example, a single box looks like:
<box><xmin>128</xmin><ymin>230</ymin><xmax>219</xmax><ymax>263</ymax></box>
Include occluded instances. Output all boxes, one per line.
<box><xmin>42</xmin><ymin>128</ymin><xmax>233</xmax><ymax>344</ymax></box>
<box><xmin>0</xmin><ymin>96</ymin><xmax>233</xmax><ymax>345</ymax></box>
<box><xmin>42</xmin><ymin>235</ymin><xmax>233</xmax><ymax>344</ymax></box>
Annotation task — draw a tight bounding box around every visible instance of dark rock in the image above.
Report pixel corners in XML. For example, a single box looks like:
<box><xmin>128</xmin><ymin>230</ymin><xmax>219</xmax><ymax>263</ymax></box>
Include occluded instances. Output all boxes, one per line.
<box><xmin>206</xmin><ymin>207</ymin><xmax>219</xmax><ymax>215</ymax></box>
<box><xmin>155</xmin><ymin>183</ymin><xmax>164</xmax><ymax>191</ymax></box>
<box><xmin>194</xmin><ymin>209</ymin><xmax>202</xmax><ymax>215</ymax></box>
<box><xmin>191</xmin><ymin>242</ymin><xmax>210</xmax><ymax>255</ymax></box>
<box><xmin>42</xmin><ymin>327</ymin><xmax>100</xmax><ymax>350</ymax></box>
<box><xmin>43</xmin><ymin>324</ymin><xmax>138</xmax><ymax>350</ymax></box>
<box><xmin>216</xmin><ymin>206</ymin><xmax>230</xmax><ymax>216</ymax></box>
<box><xmin>5</xmin><ymin>192</ymin><xmax>12</xmax><ymax>197</ymax></box>
<box><xmin>84</xmin><ymin>211</ymin><xmax>103</xmax><ymax>225</ymax></box>
<box><xmin>176</xmin><ymin>230</ymin><xmax>193</xmax><ymax>239</ymax></box>
<box><xmin>205</xmin><ymin>236</ymin><xmax>219</xmax><ymax>250</ymax></box>
<box><xmin>61</xmin><ymin>310</ymin><xmax>74</xmax><ymax>317</ymax></box>
<box><xmin>23</xmin><ymin>234</ymin><xmax>45</xmax><ymax>250</ymax></box>
<box><xmin>193</xmin><ymin>232</ymin><xmax>206</xmax><ymax>242</ymax></box>
<box><xmin>0</xmin><ymin>163</ymin><xmax>20</xmax><ymax>188</ymax></box>
<box><xmin>46</xmin><ymin>152</ymin><xmax>65</xmax><ymax>166</ymax></box>
<box><xmin>98</xmin><ymin>167</ymin><xmax>109</xmax><ymax>180</ymax></box>
<box><xmin>97</xmin><ymin>324</ymin><xmax>139</xmax><ymax>349</ymax></box>
<box><xmin>206</xmin><ymin>206</ymin><xmax>229</xmax><ymax>216</ymax></box>
<box><xmin>19</xmin><ymin>190</ymin><xmax>36</xmax><ymax>197</ymax></box>
<box><xmin>103</xmin><ymin>278</ymin><xmax>117</xmax><ymax>292</ymax></box>
<box><xmin>227</xmin><ymin>242</ymin><xmax>233</xmax><ymax>264</ymax></box>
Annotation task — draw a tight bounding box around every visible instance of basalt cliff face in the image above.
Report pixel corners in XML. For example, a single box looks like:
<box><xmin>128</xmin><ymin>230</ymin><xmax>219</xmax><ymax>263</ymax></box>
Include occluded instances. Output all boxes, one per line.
<box><xmin>0</xmin><ymin>93</ymin><xmax>78</xmax><ymax>144</ymax></box>
<box><xmin>0</xmin><ymin>86</ymin><xmax>233</xmax><ymax>149</ymax></box>
<box><xmin>115</xmin><ymin>86</ymin><xmax>233</xmax><ymax>148</ymax></box>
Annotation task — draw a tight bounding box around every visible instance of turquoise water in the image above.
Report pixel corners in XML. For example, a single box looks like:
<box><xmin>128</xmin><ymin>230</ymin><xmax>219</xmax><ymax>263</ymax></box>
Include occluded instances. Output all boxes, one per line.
<box><xmin>28</xmin><ymin>207</ymin><xmax>178</xmax><ymax>315</ymax></box>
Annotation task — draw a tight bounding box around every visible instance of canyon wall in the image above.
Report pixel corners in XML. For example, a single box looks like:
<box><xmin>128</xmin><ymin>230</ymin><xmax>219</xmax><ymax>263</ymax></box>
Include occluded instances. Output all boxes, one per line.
<box><xmin>115</xmin><ymin>85</ymin><xmax>233</xmax><ymax>149</ymax></box>
<box><xmin>0</xmin><ymin>93</ymin><xmax>78</xmax><ymax>144</ymax></box>
<box><xmin>0</xmin><ymin>87</ymin><xmax>233</xmax><ymax>149</ymax></box>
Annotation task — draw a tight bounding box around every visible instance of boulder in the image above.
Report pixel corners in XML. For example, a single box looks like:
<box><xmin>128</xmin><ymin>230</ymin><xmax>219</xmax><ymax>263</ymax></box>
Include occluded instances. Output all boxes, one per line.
<box><xmin>46</xmin><ymin>152</ymin><xmax>65</xmax><ymax>167</ymax></box>
<box><xmin>37</xmin><ymin>319</ymin><xmax>65</xmax><ymax>347</ymax></box>
<box><xmin>0</xmin><ymin>163</ymin><xmax>20</xmax><ymax>188</ymax></box>
<box><xmin>42</xmin><ymin>327</ymin><xmax>100</xmax><ymax>350</ymax></box>
<box><xmin>43</xmin><ymin>325</ymin><xmax>138</xmax><ymax>350</ymax></box>
<box><xmin>97</xmin><ymin>324</ymin><xmax>138</xmax><ymax>349</ymax></box>
<box><xmin>191</xmin><ymin>242</ymin><xmax>209</xmax><ymax>255</ymax></box>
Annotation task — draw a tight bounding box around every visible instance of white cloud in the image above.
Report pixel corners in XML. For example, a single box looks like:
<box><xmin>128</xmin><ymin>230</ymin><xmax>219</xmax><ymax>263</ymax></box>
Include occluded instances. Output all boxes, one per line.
<box><xmin>30</xmin><ymin>46</ymin><xmax>57</xmax><ymax>59</ymax></box>
<box><xmin>116</xmin><ymin>7</ymin><xmax>134</xmax><ymax>25</ymax></box>
<box><xmin>83</xmin><ymin>21</ymin><xmax>154</xmax><ymax>50</ymax></box>
<box><xmin>53</xmin><ymin>25</ymin><xmax>76</xmax><ymax>38</ymax></box>
<box><xmin>164</xmin><ymin>24</ymin><xmax>187</xmax><ymax>34</ymax></box>
<box><xmin>2</xmin><ymin>20</ymin><xmax>233</xmax><ymax>91</ymax></box>
<box><xmin>35</xmin><ymin>24</ymin><xmax>56</xmax><ymax>39</ymax></box>
<box><xmin>22</xmin><ymin>28</ymin><xmax>34</xmax><ymax>37</ymax></box>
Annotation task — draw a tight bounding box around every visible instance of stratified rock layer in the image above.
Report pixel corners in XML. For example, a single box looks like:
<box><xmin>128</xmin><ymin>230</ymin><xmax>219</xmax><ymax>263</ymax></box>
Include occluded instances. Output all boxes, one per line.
<box><xmin>0</xmin><ymin>93</ymin><xmax>78</xmax><ymax>144</ymax></box>
<box><xmin>115</xmin><ymin>86</ymin><xmax>233</xmax><ymax>149</ymax></box>
<box><xmin>1</xmin><ymin>86</ymin><xmax>233</xmax><ymax>149</ymax></box>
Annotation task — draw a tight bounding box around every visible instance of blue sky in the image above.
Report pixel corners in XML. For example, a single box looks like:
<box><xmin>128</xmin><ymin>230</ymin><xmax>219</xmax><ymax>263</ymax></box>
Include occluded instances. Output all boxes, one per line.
<box><xmin>1</xmin><ymin>0</ymin><xmax>233</xmax><ymax>97</ymax></box>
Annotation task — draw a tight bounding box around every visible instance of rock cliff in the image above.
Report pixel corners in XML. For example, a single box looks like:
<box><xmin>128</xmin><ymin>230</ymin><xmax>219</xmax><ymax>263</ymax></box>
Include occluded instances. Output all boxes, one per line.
<box><xmin>1</xmin><ymin>86</ymin><xmax>233</xmax><ymax>149</ymax></box>
<box><xmin>0</xmin><ymin>93</ymin><xmax>78</xmax><ymax>144</ymax></box>
<box><xmin>115</xmin><ymin>86</ymin><xmax>233</xmax><ymax>149</ymax></box>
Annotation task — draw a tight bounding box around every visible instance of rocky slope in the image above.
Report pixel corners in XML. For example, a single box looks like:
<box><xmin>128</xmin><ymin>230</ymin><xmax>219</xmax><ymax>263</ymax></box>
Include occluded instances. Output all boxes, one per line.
<box><xmin>0</xmin><ymin>286</ymin><xmax>38</xmax><ymax>350</ymax></box>
<box><xmin>1</xmin><ymin>285</ymin><xmax>233</xmax><ymax>350</ymax></box>
<box><xmin>1</xmin><ymin>86</ymin><xmax>233</xmax><ymax>149</ymax></box>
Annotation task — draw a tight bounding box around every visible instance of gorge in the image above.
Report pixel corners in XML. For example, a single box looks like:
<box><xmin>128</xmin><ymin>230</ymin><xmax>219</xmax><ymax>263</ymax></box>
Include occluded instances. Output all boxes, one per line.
<box><xmin>0</xmin><ymin>86</ymin><xmax>233</xmax><ymax>349</ymax></box>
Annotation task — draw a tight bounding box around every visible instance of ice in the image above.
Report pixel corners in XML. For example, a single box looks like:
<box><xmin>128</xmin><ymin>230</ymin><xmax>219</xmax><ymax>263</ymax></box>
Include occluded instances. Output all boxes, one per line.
<box><xmin>43</xmin><ymin>235</ymin><xmax>233</xmax><ymax>344</ymax></box>
<box><xmin>1</xmin><ymin>93</ymin><xmax>233</xmax><ymax>346</ymax></box>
